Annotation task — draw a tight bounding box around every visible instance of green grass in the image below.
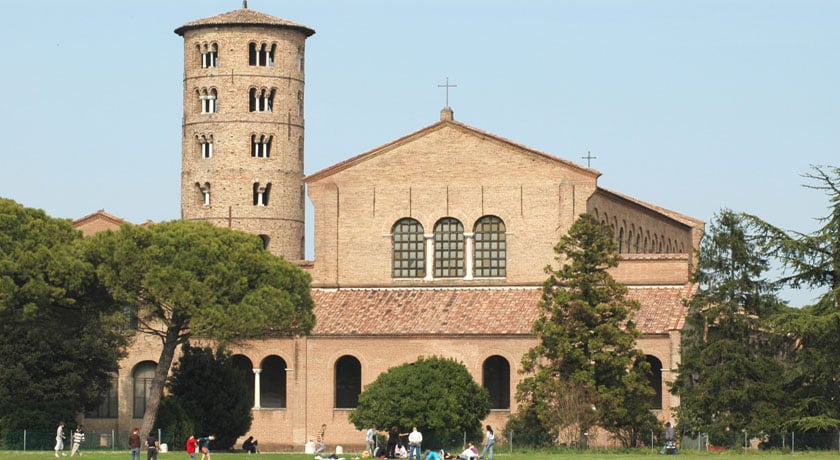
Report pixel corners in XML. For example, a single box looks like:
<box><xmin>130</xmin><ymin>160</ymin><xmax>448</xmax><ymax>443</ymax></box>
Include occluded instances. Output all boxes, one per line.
<box><xmin>3</xmin><ymin>451</ymin><xmax>839</xmax><ymax>460</ymax></box>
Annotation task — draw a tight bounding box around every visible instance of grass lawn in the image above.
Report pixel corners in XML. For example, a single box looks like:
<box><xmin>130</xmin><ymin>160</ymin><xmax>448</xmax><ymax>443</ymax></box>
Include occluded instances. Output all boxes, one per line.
<box><xmin>3</xmin><ymin>451</ymin><xmax>839</xmax><ymax>460</ymax></box>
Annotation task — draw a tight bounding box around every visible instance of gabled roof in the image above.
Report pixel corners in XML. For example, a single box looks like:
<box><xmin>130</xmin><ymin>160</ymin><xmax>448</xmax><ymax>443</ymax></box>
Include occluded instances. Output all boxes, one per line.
<box><xmin>175</xmin><ymin>8</ymin><xmax>315</xmax><ymax>37</ymax></box>
<box><xmin>73</xmin><ymin>209</ymin><xmax>128</xmax><ymax>236</ymax></box>
<box><xmin>309</xmin><ymin>284</ymin><xmax>694</xmax><ymax>337</ymax></box>
<box><xmin>305</xmin><ymin>118</ymin><xmax>600</xmax><ymax>184</ymax></box>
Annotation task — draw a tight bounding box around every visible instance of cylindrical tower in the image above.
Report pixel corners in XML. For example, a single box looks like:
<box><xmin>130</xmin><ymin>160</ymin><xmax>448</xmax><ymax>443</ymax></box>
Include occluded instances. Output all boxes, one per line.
<box><xmin>175</xmin><ymin>7</ymin><xmax>314</xmax><ymax>260</ymax></box>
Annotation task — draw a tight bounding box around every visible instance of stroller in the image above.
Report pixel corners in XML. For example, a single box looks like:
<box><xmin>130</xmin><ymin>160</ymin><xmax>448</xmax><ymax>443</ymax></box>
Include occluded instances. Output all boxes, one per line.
<box><xmin>661</xmin><ymin>440</ymin><xmax>678</xmax><ymax>455</ymax></box>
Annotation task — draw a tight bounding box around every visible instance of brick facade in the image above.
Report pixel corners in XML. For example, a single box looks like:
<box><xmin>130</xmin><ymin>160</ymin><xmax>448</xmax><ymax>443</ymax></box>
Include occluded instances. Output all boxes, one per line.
<box><xmin>79</xmin><ymin>5</ymin><xmax>703</xmax><ymax>452</ymax></box>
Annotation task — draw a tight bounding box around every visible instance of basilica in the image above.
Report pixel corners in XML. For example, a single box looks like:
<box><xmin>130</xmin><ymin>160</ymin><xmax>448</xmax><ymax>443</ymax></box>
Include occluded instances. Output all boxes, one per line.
<box><xmin>75</xmin><ymin>4</ymin><xmax>702</xmax><ymax>451</ymax></box>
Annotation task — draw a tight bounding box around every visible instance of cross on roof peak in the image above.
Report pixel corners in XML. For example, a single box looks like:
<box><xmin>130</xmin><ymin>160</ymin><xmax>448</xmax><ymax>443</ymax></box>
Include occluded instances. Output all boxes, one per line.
<box><xmin>437</xmin><ymin>77</ymin><xmax>457</xmax><ymax>109</ymax></box>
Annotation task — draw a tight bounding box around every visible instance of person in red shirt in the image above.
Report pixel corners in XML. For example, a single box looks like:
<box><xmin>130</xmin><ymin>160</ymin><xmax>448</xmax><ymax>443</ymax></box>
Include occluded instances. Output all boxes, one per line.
<box><xmin>186</xmin><ymin>436</ymin><xmax>198</xmax><ymax>460</ymax></box>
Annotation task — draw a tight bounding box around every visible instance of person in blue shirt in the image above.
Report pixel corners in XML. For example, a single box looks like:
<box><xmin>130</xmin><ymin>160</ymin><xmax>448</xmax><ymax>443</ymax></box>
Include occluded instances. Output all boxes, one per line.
<box><xmin>425</xmin><ymin>450</ymin><xmax>442</xmax><ymax>460</ymax></box>
<box><xmin>198</xmin><ymin>435</ymin><xmax>216</xmax><ymax>460</ymax></box>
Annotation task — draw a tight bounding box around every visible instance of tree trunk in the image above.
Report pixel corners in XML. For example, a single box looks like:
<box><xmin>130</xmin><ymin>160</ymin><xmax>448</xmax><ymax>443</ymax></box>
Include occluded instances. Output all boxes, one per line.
<box><xmin>140</xmin><ymin>326</ymin><xmax>182</xmax><ymax>437</ymax></box>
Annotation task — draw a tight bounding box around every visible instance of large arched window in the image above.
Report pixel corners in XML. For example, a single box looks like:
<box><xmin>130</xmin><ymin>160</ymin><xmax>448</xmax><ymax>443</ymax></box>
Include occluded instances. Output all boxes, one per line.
<box><xmin>392</xmin><ymin>218</ymin><xmax>424</xmax><ymax>278</ymax></box>
<box><xmin>133</xmin><ymin>361</ymin><xmax>156</xmax><ymax>418</ymax></box>
<box><xmin>231</xmin><ymin>355</ymin><xmax>255</xmax><ymax>408</ymax></box>
<box><xmin>261</xmin><ymin>355</ymin><xmax>287</xmax><ymax>408</ymax></box>
<box><xmin>483</xmin><ymin>356</ymin><xmax>510</xmax><ymax>409</ymax></box>
<box><xmin>474</xmin><ymin>216</ymin><xmax>506</xmax><ymax>277</ymax></box>
<box><xmin>645</xmin><ymin>355</ymin><xmax>663</xmax><ymax>410</ymax></box>
<box><xmin>87</xmin><ymin>375</ymin><xmax>118</xmax><ymax>418</ymax></box>
<box><xmin>335</xmin><ymin>355</ymin><xmax>361</xmax><ymax>408</ymax></box>
<box><xmin>434</xmin><ymin>218</ymin><xmax>464</xmax><ymax>278</ymax></box>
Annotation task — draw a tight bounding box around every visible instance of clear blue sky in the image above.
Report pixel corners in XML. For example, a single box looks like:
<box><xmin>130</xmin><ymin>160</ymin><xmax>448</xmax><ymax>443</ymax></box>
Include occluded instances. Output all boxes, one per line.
<box><xmin>0</xmin><ymin>1</ymin><xmax>837</xmax><ymax>306</ymax></box>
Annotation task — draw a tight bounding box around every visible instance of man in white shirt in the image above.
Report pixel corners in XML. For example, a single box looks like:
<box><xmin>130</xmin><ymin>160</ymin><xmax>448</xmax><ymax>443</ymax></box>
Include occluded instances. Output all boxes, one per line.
<box><xmin>408</xmin><ymin>427</ymin><xmax>422</xmax><ymax>460</ymax></box>
<box><xmin>366</xmin><ymin>424</ymin><xmax>378</xmax><ymax>457</ymax></box>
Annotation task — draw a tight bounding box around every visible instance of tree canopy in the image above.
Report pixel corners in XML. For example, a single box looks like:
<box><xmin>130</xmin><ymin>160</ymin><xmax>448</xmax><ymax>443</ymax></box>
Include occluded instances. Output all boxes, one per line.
<box><xmin>83</xmin><ymin>220</ymin><xmax>315</xmax><ymax>436</ymax></box>
<box><xmin>742</xmin><ymin>165</ymin><xmax>840</xmax><ymax>433</ymax></box>
<box><xmin>0</xmin><ymin>198</ymin><xmax>127</xmax><ymax>430</ymax></box>
<box><xmin>348</xmin><ymin>356</ymin><xmax>491</xmax><ymax>449</ymax></box>
<box><xmin>673</xmin><ymin>209</ymin><xmax>787</xmax><ymax>445</ymax></box>
<box><xmin>160</xmin><ymin>344</ymin><xmax>252</xmax><ymax>449</ymax></box>
<box><xmin>516</xmin><ymin>213</ymin><xmax>657</xmax><ymax>448</ymax></box>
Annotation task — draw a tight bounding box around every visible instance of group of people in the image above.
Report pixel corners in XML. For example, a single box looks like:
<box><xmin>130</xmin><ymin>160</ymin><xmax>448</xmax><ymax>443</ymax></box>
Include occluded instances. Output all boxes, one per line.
<box><xmin>54</xmin><ymin>422</ymin><xmax>87</xmax><ymax>457</ymax></box>
<box><xmin>362</xmin><ymin>424</ymin><xmax>494</xmax><ymax>460</ymax></box>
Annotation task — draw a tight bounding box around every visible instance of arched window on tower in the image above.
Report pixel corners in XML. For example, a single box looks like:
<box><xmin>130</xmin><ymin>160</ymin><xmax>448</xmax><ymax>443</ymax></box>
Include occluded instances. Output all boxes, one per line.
<box><xmin>249</xmin><ymin>88</ymin><xmax>275</xmax><ymax>113</ymax></box>
<box><xmin>434</xmin><ymin>218</ymin><xmax>464</xmax><ymax>278</ymax></box>
<box><xmin>474</xmin><ymin>216</ymin><xmax>506</xmax><ymax>277</ymax></box>
<box><xmin>200</xmin><ymin>42</ymin><xmax>218</xmax><ymax>68</ymax></box>
<box><xmin>253</xmin><ymin>182</ymin><xmax>271</xmax><ymax>206</ymax></box>
<box><xmin>334</xmin><ymin>355</ymin><xmax>361</xmax><ymax>409</ymax></box>
<box><xmin>197</xmin><ymin>134</ymin><xmax>213</xmax><ymax>159</ymax></box>
<box><xmin>392</xmin><ymin>218</ymin><xmax>424</xmax><ymax>278</ymax></box>
<box><xmin>249</xmin><ymin>42</ymin><xmax>275</xmax><ymax>67</ymax></box>
<box><xmin>251</xmin><ymin>134</ymin><xmax>272</xmax><ymax>158</ymax></box>
<box><xmin>200</xmin><ymin>88</ymin><xmax>217</xmax><ymax>113</ymax></box>
<box><xmin>645</xmin><ymin>355</ymin><xmax>663</xmax><ymax>410</ymax></box>
<box><xmin>133</xmin><ymin>361</ymin><xmax>156</xmax><ymax>418</ymax></box>
<box><xmin>297</xmin><ymin>90</ymin><xmax>303</xmax><ymax>116</ymax></box>
<box><xmin>196</xmin><ymin>182</ymin><xmax>210</xmax><ymax>206</ymax></box>
<box><xmin>483</xmin><ymin>355</ymin><xmax>510</xmax><ymax>409</ymax></box>
<box><xmin>259</xmin><ymin>235</ymin><xmax>270</xmax><ymax>250</ymax></box>
<box><xmin>297</xmin><ymin>47</ymin><xmax>304</xmax><ymax>72</ymax></box>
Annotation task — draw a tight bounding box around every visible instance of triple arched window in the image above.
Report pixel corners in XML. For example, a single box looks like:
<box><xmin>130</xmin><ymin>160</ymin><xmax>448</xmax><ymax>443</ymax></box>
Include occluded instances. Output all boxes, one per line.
<box><xmin>392</xmin><ymin>215</ymin><xmax>506</xmax><ymax>279</ymax></box>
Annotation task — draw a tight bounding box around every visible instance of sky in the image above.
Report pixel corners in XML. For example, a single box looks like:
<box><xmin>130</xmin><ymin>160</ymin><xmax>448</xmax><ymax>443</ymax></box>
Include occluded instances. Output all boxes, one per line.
<box><xmin>0</xmin><ymin>0</ymin><xmax>837</xmax><ymax>307</ymax></box>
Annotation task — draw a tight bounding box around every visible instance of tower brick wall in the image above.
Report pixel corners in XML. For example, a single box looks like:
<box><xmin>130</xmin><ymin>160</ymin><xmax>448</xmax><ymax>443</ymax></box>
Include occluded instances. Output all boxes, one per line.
<box><xmin>178</xmin><ymin>14</ymin><xmax>311</xmax><ymax>260</ymax></box>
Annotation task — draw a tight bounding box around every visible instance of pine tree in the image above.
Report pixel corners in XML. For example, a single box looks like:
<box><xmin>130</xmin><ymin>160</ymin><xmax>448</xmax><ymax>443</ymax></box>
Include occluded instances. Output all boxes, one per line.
<box><xmin>517</xmin><ymin>213</ymin><xmax>657</xmax><ymax>448</ymax></box>
<box><xmin>673</xmin><ymin>209</ymin><xmax>786</xmax><ymax>446</ymax></box>
<box><xmin>743</xmin><ymin>165</ymin><xmax>840</xmax><ymax>433</ymax></box>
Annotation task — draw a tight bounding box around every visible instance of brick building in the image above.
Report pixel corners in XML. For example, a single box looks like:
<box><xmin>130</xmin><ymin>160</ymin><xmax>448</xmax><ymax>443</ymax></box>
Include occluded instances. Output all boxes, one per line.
<box><xmin>78</xmin><ymin>5</ymin><xmax>703</xmax><ymax>452</ymax></box>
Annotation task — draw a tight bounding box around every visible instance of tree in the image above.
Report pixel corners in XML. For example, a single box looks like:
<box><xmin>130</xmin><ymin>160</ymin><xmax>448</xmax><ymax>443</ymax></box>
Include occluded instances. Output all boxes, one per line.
<box><xmin>672</xmin><ymin>209</ymin><xmax>786</xmax><ymax>446</ymax></box>
<box><xmin>743</xmin><ymin>165</ymin><xmax>840</xmax><ymax>433</ymax></box>
<box><xmin>348</xmin><ymin>356</ymin><xmax>491</xmax><ymax>448</ymax></box>
<box><xmin>0</xmin><ymin>198</ymin><xmax>128</xmax><ymax>430</ymax></box>
<box><xmin>160</xmin><ymin>344</ymin><xmax>251</xmax><ymax>449</ymax></box>
<box><xmin>83</xmin><ymin>220</ymin><xmax>315</xmax><ymax>436</ymax></box>
<box><xmin>516</xmin><ymin>213</ymin><xmax>657</xmax><ymax>448</ymax></box>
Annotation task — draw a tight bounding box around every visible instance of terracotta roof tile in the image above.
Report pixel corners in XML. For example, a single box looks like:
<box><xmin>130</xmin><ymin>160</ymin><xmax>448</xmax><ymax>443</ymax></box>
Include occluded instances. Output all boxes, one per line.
<box><xmin>175</xmin><ymin>8</ymin><xmax>315</xmax><ymax>36</ymax></box>
<box><xmin>310</xmin><ymin>285</ymin><xmax>694</xmax><ymax>336</ymax></box>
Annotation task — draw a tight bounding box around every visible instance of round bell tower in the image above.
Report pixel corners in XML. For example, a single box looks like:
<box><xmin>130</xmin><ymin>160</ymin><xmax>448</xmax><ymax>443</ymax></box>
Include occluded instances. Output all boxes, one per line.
<box><xmin>175</xmin><ymin>5</ymin><xmax>314</xmax><ymax>260</ymax></box>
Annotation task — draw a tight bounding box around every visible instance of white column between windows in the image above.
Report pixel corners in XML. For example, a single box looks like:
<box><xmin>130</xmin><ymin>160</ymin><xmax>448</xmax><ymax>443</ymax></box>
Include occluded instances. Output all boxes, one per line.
<box><xmin>252</xmin><ymin>368</ymin><xmax>262</xmax><ymax>409</ymax></box>
<box><xmin>424</xmin><ymin>233</ymin><xmax>434</xmax><ymax>281</ymax></box>
<box><xmin>463</xmin><ymin>232</ymin><xmax>475</xmax><ymax>280</ymax></box>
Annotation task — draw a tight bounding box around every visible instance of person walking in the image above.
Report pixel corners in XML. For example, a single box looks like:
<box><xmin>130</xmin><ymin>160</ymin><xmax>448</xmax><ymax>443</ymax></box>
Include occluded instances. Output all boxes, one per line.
<box><xmin>387</xmin><ymin>426</ymin><xmax>400</xmax><ymax>459</ymax></box>
<box><xmin>129</xmin><ymin>428</ymin><xmax>142</xmax><ymax>460</ymax></box>
<box><xmin>407</xmin><ymin>427</ymin><xmax>422</xmax><ymax>460</ymax></box>
<box><xmin>146</xmin><ymin>432</ymin><xmax>160</xmax><ymax>460</ymax></box>
<box><xmin>366</xmin><ymin>425</ymin><xmax>378</xmax><ymax>457</ymax></box>
<box><xmin>55</xmin><ymin>421</ymin><xmax>66</xmax><ymax>457</ymax></box>
<box><xmin>660</xmin><ymin>421</ymin><xmax>678</xmax><ymax>454</ymax></box>
<box><xmin>478</xmin><ymin>425</ymin><xmax>494</xmax><ymax>460</ymax></box>
<box><xmin>314</xmin><ymin>424</ymin><xmax>327</xmax><ymax>455</ymax></box>
<box><xmin>69</xmin><ymin>425</ymin><xmax>86</xmax><ymax>457</ymax></box>
<box><xmin>197</xmin><ymin>435</ymin><xmax>216</xmax><ymax>460</ymax></box>
<box><xmin>186</xmin><ymin>435</ymin><xmax>198</xmax><ymax>460</ymax></box>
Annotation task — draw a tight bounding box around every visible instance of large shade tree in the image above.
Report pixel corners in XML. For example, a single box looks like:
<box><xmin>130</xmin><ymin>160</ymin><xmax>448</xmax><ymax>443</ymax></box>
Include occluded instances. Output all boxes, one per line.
<box><xmin>160</xmin><ymin>344</ymin><xmax>252</xmax><ymax>449</ymax></box>
<box><xmin>673</xmin><ymin>209</ymin><xmax>786</xmax><ymax>445</ymax></box>
<box><xmin>349</xmin><ymin>356</ymin><xmax>491</xmax><ymax>448</ymax></box>
<box><xmin>0</xmin><ymin>198</ymin><xmax>128</xmax><ymax>430</ymax></box>
<box><xmin>516</xmin><ymin>213</ymin><xmax>658</xmax><ymax>448</ymax></box>
<box><xmin>83</xmin><ymin>220</ymin><xmax>315</xmax><ymax>436</ymax></box>
<box><xmin>743</xmin><ymin>165</ymin><xmax>840</xmax><ymax>432</ymax></box>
